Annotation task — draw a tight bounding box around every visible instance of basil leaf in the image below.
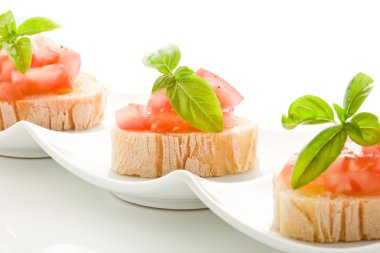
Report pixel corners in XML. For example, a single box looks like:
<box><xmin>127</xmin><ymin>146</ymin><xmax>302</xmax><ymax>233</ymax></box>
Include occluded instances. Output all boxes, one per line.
<box><xmin>345</xmin><ymin>121</ymin><xmax>363</xmax><ymax>138</ymax></box>
<box><xmin>0</xmin><ymin>11</ymin><xmax>16</xmax><ymax>37</ymax></box>
<box><xmin>292</xmin><ymin>125</ymin><xmax>347</xmax><ymax>189</ymax></box>
<box><xmin>346</xmin><ymin>112</ymin><xmax>380</xmax><ymax>146</ymax></box>
<box><xmin>17</xmin><ymin>17</ymin><xmax>61</xmax><ymax>36</ymax></box>
<box><xmin>166</xmin><ymin>75</ymin><xmax>223</xmax><ymax>133</ymax></box>
<box><xmin>343</xmin><ymin>72</ymin><xmax>374</xmax><ymax>118</ymax></box>
<box><xmin>282</xmin><ymin>95</ymin><xmax>335</xmax><ymax>130</ymax></box>
<box><xmin>3</xmin><ymin>37</ymin><xmax>32</xmax><ymax>74</ymax></box>
<box><xmin>175</xmin><ymin>66</ymin><xmax>194</xmax><ymax>80</ymax></box>
<box><xmin>151</xmin><ymin>74</ymin><xmax>175</xmax><ymax>94</ymax></box>
<box><xmin>333</xmin><ymin>103</ymin><xmax>346</xmax><ymax>123</ymax></box>
<box><xmin>143</xmin><ymin>45</ymin><xmax>181</xmax><ymax>74</ymax></box>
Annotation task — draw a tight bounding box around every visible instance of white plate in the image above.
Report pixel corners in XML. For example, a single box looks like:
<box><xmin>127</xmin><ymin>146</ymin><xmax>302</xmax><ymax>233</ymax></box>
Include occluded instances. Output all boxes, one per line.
<box><xmin>14</xmin><ymin>122</ymin><xmax>380</xmax><ymax>253</ymax></box>
<box><xmin>3</xmin><ymin>91</ymin><xmax>374</xmax><ymax>252</ymax></box>
<box><xmin>0</xmin><ymin>90</ymin><xmax>312</xmax><ymax>210</ymax></box>
<box><xmin>193</xmin><ymin>176</ymin><xmax>380</xmax><ymax>253</ymax></box>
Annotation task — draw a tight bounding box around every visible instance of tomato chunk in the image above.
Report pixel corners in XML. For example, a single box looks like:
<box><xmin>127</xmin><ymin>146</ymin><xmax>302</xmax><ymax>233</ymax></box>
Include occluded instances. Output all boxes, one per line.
<box><xmin>32</xmin><ymin>35</ymin><xmax>81</xmax><ymax>81</ymax></box>
<box><xmin>196</xmin><ymin>68</ymin><xmax>244</xmax><ymax>109</ymax></box>
<box><xmin>0</xmin><ymin>55</ymin><xmax>16</xmax><ymax>82</ymax></box>
<box><xmin>57</xmin><ymin>48</ymin><xmax>81</xmax><ymax>81</ymax></box>
<box><xmin>0</xmin><ymin>82</ymin><xmax>23</xmax><ymax>102</ymax></box>
<box><xmin>117</xmin><ymin>69</ymin><xmax>241</xmax><ymax>133</ymax></box>
<box><xmin>147</xmin><ymin>90</ymin><xmax>173</xmax><ymax>113</ymax></box>
<box><xmin>11</xmin><ymin>64</ymin><xmax>73</xmax><ymax>96</ymax></box>
<box><xmin>116</xmin><ymin>104</ymin><xmax>150</xmax><ymax>131</ymax></box>
<box><xmin>31</xmin><ymin>37</ymin><xmax>59</xmax><ymax>67</ymax></box>
<box><xmin>149</xmin><ymin>111</ymin><xmax>199</xmax><ymax>133</ymax></box>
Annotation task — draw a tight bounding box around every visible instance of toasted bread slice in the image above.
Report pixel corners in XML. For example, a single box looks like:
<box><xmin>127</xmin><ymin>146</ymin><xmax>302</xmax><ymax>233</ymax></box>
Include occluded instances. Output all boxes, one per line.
<box><xmin>274</xmin><ymin>176</ymin><xmax>380</xmax><ymax>242</ymax></box>
<box><xmin>0</xmin><ymin>73</ymin><xmax>106</xmax><ymax>131</ymax></box>
<box><xmin>111</xmin><ymin>117</ymin><xmax>258</xmax><ymax>178</ymax></box>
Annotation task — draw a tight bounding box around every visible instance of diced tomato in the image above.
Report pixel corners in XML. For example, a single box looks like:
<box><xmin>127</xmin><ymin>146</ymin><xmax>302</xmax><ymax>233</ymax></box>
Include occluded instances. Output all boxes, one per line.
<box><xmin>117</xmin><ymin>69</ymin><xmax>242</xmax><ymax>133</ymax></box>
<box><xmin>116</xmin><ymin>104</ymin><xmax>150</xmax><ymax>131</ymax></box>
<box><xmin>0</xmin><ymin>55</ymin><xmax>16</xmax><ymax>82</ymax></box>
<box><xmin>150</xmin><ymin>111</ymin><xmax>199</xmax><ymax>133</ymax></box>
<box><xmin>11</xmin><ymin>64</ymin><xmax>73</xmax><ymax>96</ymax></box>
<box><xmin>223</xmin><ymin>110</ymin><xmax>234</xmax><ymax>129</ymax></box>
<box><xmin>279</xmin><ymin>144</ymin><xmax>380</xmax><ymax>196</ymax></box>
<box><xmin>0</xmin><ymin>36</ymin><xmax>81</xmax><ymax>102</ymax></box>
<box><xmin>147</xmin><ymin>90</ymin><xmax>173</xmax><ymax>113</ymax></box>
<box><xmin>32</xmin><ymin>35</ymin><xmax>81</xmax><ymax>81</ymax></box>
<box><xmin>196</xmin><ymin>68</ymin><xmax>244</xmax><ymax>109</ymax></box>
<box><xmin>0</xmin><ymin>82</ymin><xmax>23</xmax><ymax>102</ymax></box>
<box><xmin>116</xmin><ymin>107</ymin><xmax>235</xmax><ymax>133</ymax></box>
<box><xmin>362</xmin><ymin>144</ymin><xmax>380</xmax><ymax>156</ymax></box>
<box><xmin>57</xmin><ymin>48</ymin><xmax>81</xmax><ymax>81</ymax></box>
<box><xmin>31</xmin><ymin>38</ymin><xmax>59</xmax><ymax>67</ymax></box>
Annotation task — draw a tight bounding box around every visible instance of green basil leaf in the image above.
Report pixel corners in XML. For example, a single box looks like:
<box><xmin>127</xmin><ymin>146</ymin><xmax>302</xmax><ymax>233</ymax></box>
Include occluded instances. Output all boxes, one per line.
<box><xmin>166</xmin><ymin>75</ymin><xmax>223</xmax><ymax>133</ymax></box>
<box><xmin>0</xmin><ymin>11</ymin><xmax>16</xmax><ymax>37</ymax></box>
<box><xmin>282</xmin><ymin>95</ymin><xmax>335</xmax><ymax>130</ymax></box>
<box><xmin>3</xmin><ymin>37</ymin><xmax>32</xmax><ymax>74</ymax></box>
<box><xmin>143</xmin><ymin>45</ymin><xmax>181</xmax><ymax>74</ymax></box>
<box><xmin>333</xmin><ymin>103</ymin><xmax>346</xmax><ymax>123</ymax></box>
<box><xmin>343</xmin><ymin>72</ymin><xmax>374</xmax><ymax>118</ymax></box>
<box><xmin>346</xmin><ymin>112</ymin><xmax>380</xmax><ymax>146</ymax></box>
<box><xmin>345</xmin><ymin>121</ymin><xmax>363</xmax><ymax>138</ymax></box>
<box><xmin>17</xmin><ymin>17</ymin><xmax>61</xmax><ymax>36</ymax></box>
<box><xmin>175</xmin><ymin>66</ymin><xmax>194</xmax><ymax>80</ymax></box>
<box><xmin>292</xmin><ymin>125</ymin><xmax>347</xmax><ymax>189</ymax></box>
<box><xmin>151</xmin><ymin>74</ymin><xmax>175</xmax><ymax>94</ymax></box>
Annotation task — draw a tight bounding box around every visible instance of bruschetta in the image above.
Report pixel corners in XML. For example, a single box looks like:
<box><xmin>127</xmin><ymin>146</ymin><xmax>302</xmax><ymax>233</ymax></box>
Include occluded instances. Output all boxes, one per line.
<box><xmin>274</xmin><ymin>144</ymin><xmax>380</xmax><ymax>242</ymax></box>
<box><xmin>0</xmin><ymin>36</ymin><xmax>106</xmax><ymax>131</ymax></box>
<box><xmin>111</xmin><ymin>66</ymin><xmax>258</xmax><ymax>178</ymax></box>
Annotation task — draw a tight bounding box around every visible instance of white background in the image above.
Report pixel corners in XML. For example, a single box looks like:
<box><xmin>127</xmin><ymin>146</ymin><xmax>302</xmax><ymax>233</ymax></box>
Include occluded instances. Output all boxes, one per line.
<box><xmin>2</xmin><ymin>0</ymin><xmax>380</xmax><ymax>252</ymax></box>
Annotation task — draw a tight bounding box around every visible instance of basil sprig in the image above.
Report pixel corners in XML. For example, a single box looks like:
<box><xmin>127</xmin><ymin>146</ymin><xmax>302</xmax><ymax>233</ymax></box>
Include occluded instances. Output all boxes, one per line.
<box><xmin>0</xmin><ymin>10</ymin><xmax>60</xmax><ymax>73</ymax></box>
<box><xmin>143</xmin><ymin>45</ymin><xmax>224</xmax><ymax>133</ymax></box>
<box><xmin>282</xmin><ymin>72</ymin><xmax>380</xmax><ymax>189</ymax></box>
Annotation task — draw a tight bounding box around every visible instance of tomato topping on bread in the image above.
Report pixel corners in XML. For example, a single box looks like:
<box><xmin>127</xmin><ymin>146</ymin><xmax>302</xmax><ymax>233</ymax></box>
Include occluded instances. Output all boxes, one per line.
<box><xmin>278</xmin><ymin>143</ymin><xmax>380</xmax><ymax>196</ymax></box>
<box><xmin>0</xmin><ymin>36</ymin><xmax>81</xmax><ymax>102</ymax></box>
<box><xmin>116</xmin><ymin>69</ymin><xmax>242</xmax><ymax>133</ymax></box>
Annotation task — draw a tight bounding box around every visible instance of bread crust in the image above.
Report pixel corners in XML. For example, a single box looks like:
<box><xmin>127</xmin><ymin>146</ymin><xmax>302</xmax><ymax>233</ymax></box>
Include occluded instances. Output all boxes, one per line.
<box><xmin>0</xmin><ymin>73</ymin><xmax>106</xmax><ymax>131</ymax></box>
<box><xmin>274</xmin><ymin>177</ymin><xmax>380</xmax><ymax>242</ymax></box>
<box><xmin>111</xmin><ymin>117</ymin><xmax>258</xmax><ymax>178</ymax></box>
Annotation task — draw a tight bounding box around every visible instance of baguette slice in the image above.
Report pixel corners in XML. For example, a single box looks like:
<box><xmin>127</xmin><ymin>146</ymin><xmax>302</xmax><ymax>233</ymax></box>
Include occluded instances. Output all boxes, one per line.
<box><xmin>274</xmin><ymin>176</ymin><xmax>380</xmax><ymax>242</ymax></box>
<box><xmin>111</xmin><ymin>117</ymin><xmax>258</xmax><ymax>178</ymax></box>
<box><xmin>0</xmin><ymin>73</ymin><xmax>106</xmax><ymax>131</ymax></box>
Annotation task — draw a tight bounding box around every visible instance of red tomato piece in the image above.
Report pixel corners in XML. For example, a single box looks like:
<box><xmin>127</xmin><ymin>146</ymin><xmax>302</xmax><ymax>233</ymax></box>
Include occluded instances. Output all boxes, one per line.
<box><xmin>149</xmin><ymin>111</ymin><xmax>199</xmax><ymax>133</ymax></box>
<box><xmin>362</xmin><ymin>144</ymin><xmax>380</xmax><ymax>156</ymax></box>
<box><xmin>57</xmin><ymin>48</ymin><xmax>81</xmax><ymax>81</ymax></box>
<box><xmin>196</xmin><ymin>68</ymin><xmax>244</xmax><ymax>109</ymax></box>
<box><xmin>11</xmin><ymin>64</ymin><xmax>73</xmax><ymax>96</ymax></box>
<box><xmin>31</xmin><ymin>35</ymin><xmax>81</xmax><ymax>81</ymax></box>
<box><xmin>0</xmin><ymin>55</ymin><xmax>16</xmax><ymax>82</ymax></box>
<box><xmin>146</xmin><ymin>90</ymin><xmax>173</xmax><ymax>113</ymax></box>
<box><xmin>116</xmin><ymin>104</ymin><xmax>150</xmax><ymax>131</ymax></box>
<box><xmin>223</xmin><ymin>110</ymin><xmax>234</xmax><ymax>129</ymax></box>
<box><xmin>0</xmin><ymin>82</ymin><xmax>23</xmax><ymax>102</ymax></box>
<box><xmin>31</xmin><ymin>37</ymin><xmax>59</xmax><ymax>67</ymax></box>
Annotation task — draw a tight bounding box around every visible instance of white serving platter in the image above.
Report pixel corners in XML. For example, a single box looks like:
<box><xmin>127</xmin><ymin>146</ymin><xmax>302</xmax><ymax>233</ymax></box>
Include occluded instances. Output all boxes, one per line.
<box><xmin>2</xmin><ymin>91</ymin><xmax>375</xmax><ymax>253</ymax></box>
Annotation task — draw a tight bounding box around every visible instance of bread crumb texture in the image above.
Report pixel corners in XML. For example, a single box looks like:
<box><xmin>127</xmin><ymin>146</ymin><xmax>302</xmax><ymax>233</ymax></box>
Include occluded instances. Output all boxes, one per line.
<box><xmin>274</xmin><ymin>180</ymin><xmax>380</xmax><ymax>242</ymax></box>
<box><xmin>111</xmin><ymin>117</ymin><xmax>258</xmax><ymax>178</ymax></box>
